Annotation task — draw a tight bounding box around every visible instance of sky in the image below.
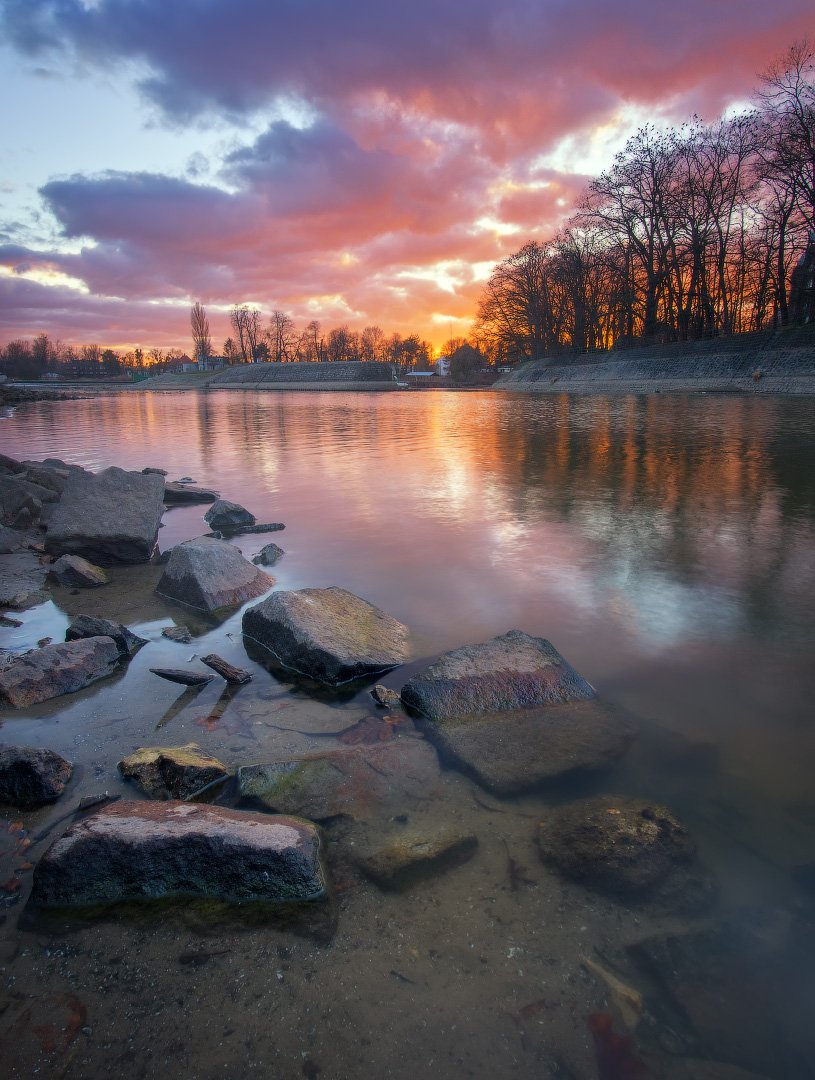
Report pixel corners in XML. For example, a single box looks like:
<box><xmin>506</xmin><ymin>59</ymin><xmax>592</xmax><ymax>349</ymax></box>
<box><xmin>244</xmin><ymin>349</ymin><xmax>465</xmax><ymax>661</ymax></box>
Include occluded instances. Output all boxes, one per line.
<box><xmin>0</xmin><ymin>1</ymin><xmax>812</xmax><ymax>355</ymax></box>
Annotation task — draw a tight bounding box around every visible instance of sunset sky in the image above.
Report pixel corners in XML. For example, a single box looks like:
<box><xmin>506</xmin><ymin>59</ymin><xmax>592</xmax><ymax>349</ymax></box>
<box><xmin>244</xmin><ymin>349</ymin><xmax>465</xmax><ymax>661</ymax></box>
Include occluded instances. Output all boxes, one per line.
<box><xmin>0</xmin><ymin>0</ymin><xmax>812</xmax><ymax>354</ymax></box>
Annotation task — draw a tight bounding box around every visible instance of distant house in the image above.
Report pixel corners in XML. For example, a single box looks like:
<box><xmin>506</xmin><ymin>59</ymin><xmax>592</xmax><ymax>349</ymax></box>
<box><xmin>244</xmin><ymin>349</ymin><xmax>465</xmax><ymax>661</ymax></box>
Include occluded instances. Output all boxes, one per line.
<box><xmin>435</xmin><ymin>357</ymin><xmax>451</xmax><ymax>377</ymax></box>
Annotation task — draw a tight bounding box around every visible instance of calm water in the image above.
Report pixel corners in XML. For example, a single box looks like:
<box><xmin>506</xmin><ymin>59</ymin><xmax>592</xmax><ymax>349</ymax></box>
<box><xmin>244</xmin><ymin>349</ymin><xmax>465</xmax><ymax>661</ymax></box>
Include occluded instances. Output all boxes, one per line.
<box><xmin>1</xmin><ymin>389</ymin><xmax>814</xmax><ymax>1078</ymax></box>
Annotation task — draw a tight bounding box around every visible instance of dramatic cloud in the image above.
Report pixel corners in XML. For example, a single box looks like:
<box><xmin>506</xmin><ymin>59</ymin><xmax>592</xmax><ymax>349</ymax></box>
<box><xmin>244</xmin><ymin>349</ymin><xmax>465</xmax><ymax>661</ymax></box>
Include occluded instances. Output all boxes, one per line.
<box><xmin>0</xmin><ymin>0</ymin><xmax>811</xmax><ymax>347</ymax></box>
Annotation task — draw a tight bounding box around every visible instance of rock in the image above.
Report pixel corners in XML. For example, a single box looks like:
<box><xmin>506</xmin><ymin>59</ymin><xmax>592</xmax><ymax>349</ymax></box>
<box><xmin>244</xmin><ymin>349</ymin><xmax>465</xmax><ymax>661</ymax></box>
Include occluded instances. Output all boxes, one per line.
<box><xmin>401</xmin><ymin>632</ymin><xmax>631</xmax><ymax>795</ymax></box>
<box><xmin>163</xmin><ymin>482</ymin><xmax>220</xmax><ymax>505</ymax></box>
<box><xmin>31</xmin><ymin>801</ymin><xmax>327</xmax><ymax>907</ymax></box>
<box><xmin>0</xmin><ymin>452</ymin><xmax>22</xmax><ymax>472</ymax></box>
<box><xmin>537</xmin><ymin>795</ymin><xmax>711</xmax><ymax>907</ymax></box>
<box><xmin>353</xmin><ymin>827</ymin><xmax>478</xmax><ymax>890</ymax></box>
<box><xmin>0</xmin><ymin>636</ymin><xmax>121</xmax><ymax>708</ymax></box>
<box><xmin>0</xmin><ymin>551</ymin><xmax>49</xmax><ymax>609</ymax></box>
<box><xmin>142</xmin><ymin>467</ymin><xmax>168</xmax><ymax>476</ymax></box>
<box><xmin>370</xmin><ymin>684</ymin><xmax>402</xmax><ymax>708</ymax></box>
<box><xmin>428</xmin><ymin>701</ymin><xmax>633</xmax><ymax>796</ymax></box>
<box><xmin>0</xmin><ymin>524</ymin><xmax>29</xmax><ymax>553</ymax></box>
<box><xmin>242</xmin><ymin>586</ymin><xmax>410</xmax><ymax>686</ymax></box>
<box><xmin>204</xmin><ymin>499</ymin><xmax>255</xmax><ymax>530</ymax></box>
<box><xmin>238</xmin><ymin>737</ymin><xmax>442</xmax><ymax>823</ymax></box>
<box><xmin>252</xmin><ymin>542</ymin><xmax>285</xmax><ymax>566</ymax></box>
<box><xmin>118</xmin><ymin>743</ymin><xmax>228</xmax><ymax>800</ymax></box>
<box><xmin>401</xmin><ymin>630</ymin><xmax>595</xmax><ymax>720</ymax></box>
<box><xmin>200</xmin><ymin>653</ymin><xmax>252</xmax><ymax>684</ymax></box>
<box><xmin>162</xmin><ymin>625</ymin><xmax>192</xmax><ymax>644</ymax></box>
<box><xmin>44</xmin><ymin>466</ymin><xmax>165</xmax><ymax>564</ymax></box>
<box><xmin>149</xmin><ymin>667</ymin><xmax>215</xmax><ymax>687</ymax></box>
<box><xmin>0</xmin><ymin>745</ymin><xmax>73</xmax><ymax>806</ymax></box>
<box><xmin>156</xmin><ymin>536</ymin><xmax>273</xmax><ymax>613</ymax></box>
<box><xmin>49</xmin><ymin>553</ymin><xmax>109</xmax><ymax>588</ymax></box>
<box><xmin>628</xmin><ymin>913</ymin><xmax>815</xmax><ymax>1078</ymax></box>
<box><xmin>0</xmin><ymin>475</ymin><xmax>44</xmax><ymax>527</ymax></box>
<box><xmin>21</xmin><ymin>462</ymin><xmax>70</xmax><ymax>496</ymax></box>
<box><xmin>65</xmin><ymin>614</ymin><xmax>148</xmax><ymax>659</ymax></box>
<box><xmin>207</xmin><ymin>523</ymin><xmax>285</xmax><ymax>537</ymax></box>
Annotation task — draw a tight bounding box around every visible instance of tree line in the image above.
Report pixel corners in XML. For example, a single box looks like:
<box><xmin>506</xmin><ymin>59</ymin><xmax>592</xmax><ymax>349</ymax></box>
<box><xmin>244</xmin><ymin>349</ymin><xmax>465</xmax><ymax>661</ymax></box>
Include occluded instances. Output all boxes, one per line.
<box><xmin>0</xmin><ymin>334</ymin><xmax>188</xmax><ymax>381</ymax></box>
<box><xmin>475</xmin><ymin>42</ymin><xmax>815</xmax><ymax>362</ymax></box>
<box><xmin>192</xmin><ymin>301</ymin><xmax>433</xmax><ymax>369</ymax></box>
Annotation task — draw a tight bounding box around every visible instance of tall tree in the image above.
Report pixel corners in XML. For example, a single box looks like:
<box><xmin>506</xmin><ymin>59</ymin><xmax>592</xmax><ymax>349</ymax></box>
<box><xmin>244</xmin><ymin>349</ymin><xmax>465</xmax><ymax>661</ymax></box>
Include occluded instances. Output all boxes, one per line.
<box><xmin>190</xmin><ymin>302</ymin><xmax>212</xmax><ymax>361</ymax></box>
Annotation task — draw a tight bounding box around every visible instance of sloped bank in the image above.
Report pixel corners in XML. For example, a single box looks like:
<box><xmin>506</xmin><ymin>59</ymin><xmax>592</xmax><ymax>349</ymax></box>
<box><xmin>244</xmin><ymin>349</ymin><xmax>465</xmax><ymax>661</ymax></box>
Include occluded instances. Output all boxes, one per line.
<box><xmin>495</xmin><ymin>326</ymin><xmax>815</xmax><ymax>395</ymax></box>
<box><xmin>139</xmin><ymin>359</ymin><xmax>398</xmax><ymax>392</ymax></box>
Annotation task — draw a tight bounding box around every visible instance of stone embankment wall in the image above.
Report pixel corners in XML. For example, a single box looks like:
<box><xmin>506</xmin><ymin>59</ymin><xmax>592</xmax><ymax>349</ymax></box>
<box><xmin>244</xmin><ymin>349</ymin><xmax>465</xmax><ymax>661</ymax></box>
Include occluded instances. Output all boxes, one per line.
<box><xmin>140</xmin><ymin>361</ymin><xmax>396</xmax><ymax>391</ymax></box>
<box><xmin>496</xmin><ymin>326</ymin><xmax>815</xmax><ymax>395</ymax></box>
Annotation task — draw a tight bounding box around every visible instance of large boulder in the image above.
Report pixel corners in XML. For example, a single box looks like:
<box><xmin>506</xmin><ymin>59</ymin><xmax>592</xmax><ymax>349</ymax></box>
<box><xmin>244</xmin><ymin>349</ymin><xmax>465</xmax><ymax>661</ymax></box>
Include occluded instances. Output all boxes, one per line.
<box><xmin>537</xmin><ymin>794</ymin><xmax>714</xmax><ymax>910</ymax></box>
<box><xmin>0</xmin><ymin>551</ymin><xmax>49</xmax><ymax>609</ymax></box>
<box><xmin>65</xmin><ymin>614</ymin><xmax>148</xmax><ymax>659</ymax></box>
<box><xmin>0</xmin><ymin>744</ymin><xmax>73</xmax><ymax>806</ymax></box>
<box><xmin>204</xmin><ymin>499</ymin><xmax>255</xmax><ymax>530</ymax></box>
<box><xmin>238</xmin><ymin>737</ymin><xmax>442</xmax><ymax>823</ymax></box>
<box><xmin>242</xmin><ymin>586</ymin><xmax>410</xmax><ymax>685</ymax></box>
<box><xmin>400</xmin><ymin>632</ymin><xmax>631</xmax><ymax>795</ymax></box>
<box><xmin>30</xmin><ymin>801</ymin><xmax>327</xmax><ymax>907</ymax></box>
<box><xmin>0</xmin><ymin>636</ymin><xmax>121</xmax><ymax>708</ymax></box>
<box><xmin>118</xmin><ymin>743</ymin><xmax>228</xmax><ymax>800</ymax></box>
<box><xmin>156</xmin><ymin>536</ymin><xmax>273</xmax><ymax>613</ymax></box>
<box><xmin>401</xmin><ymin>630</ymin><xmax>595</xmax><ymax>719</ymax></box>
<box><xmin>44</xmin><ymin>466</ymin><xmax>165</xmax><ymax>564</ymax></box>
<box><xmin>0</xmin><ymin>474</ymin><xmax>45</xmax><ymax>527</ymax></box>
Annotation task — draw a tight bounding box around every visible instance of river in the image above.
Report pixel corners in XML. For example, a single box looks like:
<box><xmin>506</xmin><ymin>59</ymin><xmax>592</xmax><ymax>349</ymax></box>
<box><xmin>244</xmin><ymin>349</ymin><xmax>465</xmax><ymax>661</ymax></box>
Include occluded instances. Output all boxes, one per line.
<box><xmin>1</xmin><ymin>389</ymin><xmax>814</xmax><ymax>1078</ymax></box>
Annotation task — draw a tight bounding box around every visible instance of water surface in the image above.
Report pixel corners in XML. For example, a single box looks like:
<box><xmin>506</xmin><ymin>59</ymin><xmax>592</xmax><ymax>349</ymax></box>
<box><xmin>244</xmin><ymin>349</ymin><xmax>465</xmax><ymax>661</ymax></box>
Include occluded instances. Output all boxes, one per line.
<box><xmin>1</xmin><ymin>390</ymin><xmax>814</xmax><ymax>1078</ymax></box>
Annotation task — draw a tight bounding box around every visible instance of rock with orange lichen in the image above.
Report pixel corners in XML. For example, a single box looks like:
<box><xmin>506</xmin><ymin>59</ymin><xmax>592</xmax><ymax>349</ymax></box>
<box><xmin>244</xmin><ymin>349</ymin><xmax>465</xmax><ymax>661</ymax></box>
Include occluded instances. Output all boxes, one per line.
<box><xmin>118</xmin><ymin>743</ymin><xmax>228</xmax><ymax>800</ymax></box>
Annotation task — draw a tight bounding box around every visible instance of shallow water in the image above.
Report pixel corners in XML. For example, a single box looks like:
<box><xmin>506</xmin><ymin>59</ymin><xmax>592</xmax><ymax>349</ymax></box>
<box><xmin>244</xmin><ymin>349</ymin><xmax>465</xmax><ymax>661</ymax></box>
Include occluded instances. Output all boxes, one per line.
<box><xmin>1</xmin><ymin>389</ymin><xmax>814</xmax><ymax>1078</ymax></box>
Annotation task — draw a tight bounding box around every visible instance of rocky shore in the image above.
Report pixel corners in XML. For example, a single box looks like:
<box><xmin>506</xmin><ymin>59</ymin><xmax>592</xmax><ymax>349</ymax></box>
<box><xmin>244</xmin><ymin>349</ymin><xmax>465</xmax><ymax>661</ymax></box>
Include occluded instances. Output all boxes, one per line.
<box><xmin>1</xmin><ymin>450</ymin><xmax>810</xmax><ymax>1078</ymax></box>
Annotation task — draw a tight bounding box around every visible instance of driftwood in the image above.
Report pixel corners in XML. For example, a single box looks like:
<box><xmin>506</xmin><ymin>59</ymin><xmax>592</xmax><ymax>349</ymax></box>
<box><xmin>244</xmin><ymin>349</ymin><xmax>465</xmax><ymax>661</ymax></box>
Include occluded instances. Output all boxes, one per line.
<box><xmin>149</xmin><ymin>667</ymin><xmax>215</xmax><ymax>686</ymax></box>
<box><xmin>201</xmin><ymin>653</ymin><xmax>252</xmax><ymax>684</ymax></box>
<box><xmin>205</xmin><ymin>522</ymin><xmax>285</xmax><ymax>538</ymax></box>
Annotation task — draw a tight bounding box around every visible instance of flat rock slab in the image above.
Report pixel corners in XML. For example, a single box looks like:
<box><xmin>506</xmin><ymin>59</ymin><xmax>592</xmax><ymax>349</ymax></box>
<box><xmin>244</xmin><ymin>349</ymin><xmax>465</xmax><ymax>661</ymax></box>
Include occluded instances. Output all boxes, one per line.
<box><xmin>49</xmin><ymin>553</ymin><xmax>109</xmax><ymax>588</ymax></box>
<box><xmin>427</xmin><ymin>699</ymin><xmax>633</xmax><ymax>796</ymax></box>
<box><xmin>45</xmin><ymin>466</ymin><xmax>166</xmax><ymax>564</ymax></box>
<box><xmin>0</xmin><ymin>744</ymin><xmax>73</xmax><ymax>806</ymax></box>
<box><xmin>537</xmin><ymin>794</ymin><xmax>715</xmax><ymax>911</ymax></box>
<box><xmin>0</xmin><ymin>551</ymin><xmax>49</xmax><ymax>609</ymax></box>
<box><xmin>0</xmin><ymin>636</ymin><xmax>121</xmax><ymax>708</ymax></box>
<box><xmin>242</xmin><ymin>586</ymin><xmax>410</xmax><ymax>686</ymax></box>
<box><xmin>163</xmin><ymin>483</ymin><xmax>219</xmax><ymax>505</ymax></box>
<box><xmin>156</xmin><ymin>536</ymin><xmax>273</xmax><ymax>613</ymax></box>
<box><xmin>238</xmin><ymin>737</ymin><xmax>442</xmax><ymax>823</ymax></box>
<box><xmin>401</xmin><ymin>630</ymin><xmax>595</xmax><ymax>721</ymax></box>
<box><xmin>353</xmin><ymin>827</ymin><xmax>478</xmax><ymax>890</ymax></box>
<box><xmin>118</xmin><ymin>743</ymin><xmax>228</xmax><ymax>800</ymax></box>
<box><xmin>65</xmin><ymin>614</ymin><xmax>148</xmax><ymax>659</ymax></box>
<box><xmin>30</xmin><ymin>801</ymin><xmax>327</xmax><ymax>907</ymax></box>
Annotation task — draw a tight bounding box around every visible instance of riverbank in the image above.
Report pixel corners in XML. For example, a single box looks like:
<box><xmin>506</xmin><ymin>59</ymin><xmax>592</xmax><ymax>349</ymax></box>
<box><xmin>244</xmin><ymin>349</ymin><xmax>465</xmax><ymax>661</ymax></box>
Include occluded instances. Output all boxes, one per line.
<box><xmin>496</xmin><ymin>325</ymin><xmax>815</xmax><ymax>395</ymax></box>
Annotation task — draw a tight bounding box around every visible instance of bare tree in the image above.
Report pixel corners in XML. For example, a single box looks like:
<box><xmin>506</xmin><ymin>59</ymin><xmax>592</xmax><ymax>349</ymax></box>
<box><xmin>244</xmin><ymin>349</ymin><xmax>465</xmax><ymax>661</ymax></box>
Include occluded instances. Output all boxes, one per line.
<box><xmin>190</xmin><ymin>302</ymin><xmax>212</xmax><ymax>362</ymax></box>
<box><xmin>268</xmin><ymin>310</ymin><xmax>297</xmax><ymax>362</ymax></box>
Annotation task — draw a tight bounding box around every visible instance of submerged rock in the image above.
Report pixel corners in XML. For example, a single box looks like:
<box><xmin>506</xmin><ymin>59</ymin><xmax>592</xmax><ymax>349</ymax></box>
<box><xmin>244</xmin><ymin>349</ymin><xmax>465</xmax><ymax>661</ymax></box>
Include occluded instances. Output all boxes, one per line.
<box><xmin>118</xmin><ymin>743</ymin><xmax>228</xmax><ymax>800</ymax></box>
<box><xmin>428</xmin><ymin>701</ymin><xmax>633</xmax><ymax>796</ymax></box>
<box><xmin>161</xmin><ymin>625</ymin><xmax>192</xmax><ymax>644</ymax></box>
<box><xmin>31</xmin><ymin>801</ymin><xmax>327</xmax><ymax>906</ymax></box>
<box><xmin>0</xmin><ymin>636</ymin><xmax>121</xmax><ymax>708</ymax></box>
<box><xmin>156</xmin><ymin>536</ymin><xmax>273</xmax><ymax>613</ymax></box>
<box><xmin>242</xmin><ymin>586</ymin><xmax>410</xmax><ymax>685</ymax></box>
<box><xmin>49</xmin><ymin>553</ymin><xmax>109</xmax><ymax>588</ymax></box>
<box><xmin>537</xmin><ymin>794</ymin><xmax>714</xmax><ymax>909</ymax></box>
<box><xmin>353</xmin><ymin>827</ymin><xmax>478</xmax><ymax>890</ymax></box>
<box><xmin>370</xmin><ymin>684</ymin><xmax>402</xmax><ymax>708</ymax></box>
<box><xmin>204</xmin><ymin>499</ymin><xmax>255</xmax><ymax>530</ymax></box>
<box><xmin>238</xmin><ymin>737</ymin><xmax>442</xmax><ymax>823</ymax></box>
<box><xmin>0</xmin><ymin>744</ymin><xmax>73</xmax><ymax>806</ymax></box>
<box><xmin>65</xmin><ymin>614</ymin><xmax>148</xmax><ymax>659</ymax></box>
<box><xmin>401</xmin><ymin>632</ymin><xmax>631</xmax><ymax>795</ymax></box>
<box><xmin>44</xmin><ymin>466</ymin><xmax>165</xmax><ymax>564</ymax></box>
